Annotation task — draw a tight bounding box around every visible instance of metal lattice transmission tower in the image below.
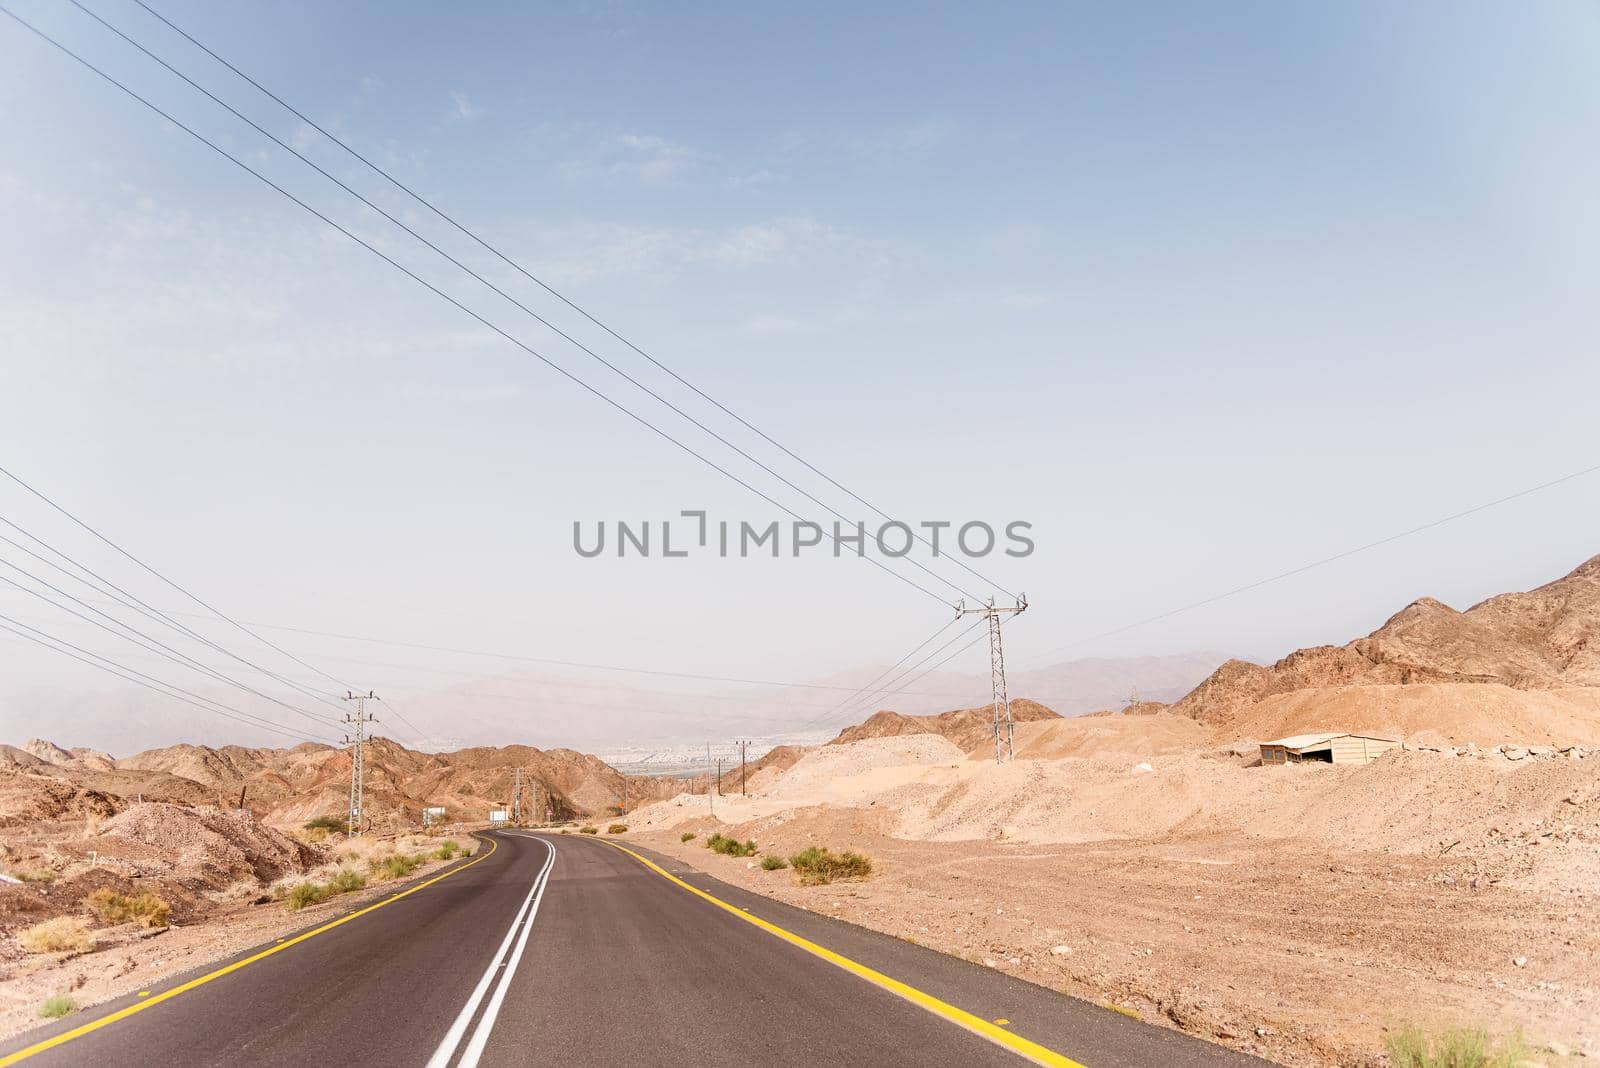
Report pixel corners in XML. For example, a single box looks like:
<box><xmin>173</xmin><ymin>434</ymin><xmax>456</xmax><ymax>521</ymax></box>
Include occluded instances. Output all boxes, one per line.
<box><xmin>342</xmin><ymin>691</ymin><xmax>378</xmax><ymax>837</ymax></box>
<box><xmin>510</xmin><ymin>767</ymin><xmax>524</xmax><ymax>825</ymax></box>
<box><xmin>957</xmin><ymin>597</ymin><xmax>1028</xmax><ymax>763</ymax></box>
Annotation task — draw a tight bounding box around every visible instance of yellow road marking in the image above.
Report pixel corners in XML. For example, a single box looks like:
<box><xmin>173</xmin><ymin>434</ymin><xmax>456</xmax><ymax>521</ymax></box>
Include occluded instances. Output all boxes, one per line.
<box><xmin>0</xmin><ymin>836</ymin><xmax>501</xmax><ymax>1066</ymax></box>
<box><xmin>996</xmin><ymin>1018</ymin><xmax>1011</xmax><ymax>1026</ymax></box>
<box><xmin>587</xmin><ymin>838</ymin><xmax>1087</xmax><ymax>1068</ymax></box>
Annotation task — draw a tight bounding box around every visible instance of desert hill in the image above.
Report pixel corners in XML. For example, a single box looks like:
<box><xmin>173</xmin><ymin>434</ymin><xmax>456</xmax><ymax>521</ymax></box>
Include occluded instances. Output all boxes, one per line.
<box><xmin>828</xmin><ymin>697</ymin><xmax>1061</xmax><ymax>750</ymax></box>
<box><xmin>1173</xmin><ymin>553</ymin><xmax>1600</xmax><ymax>743</ymax></box>
<box><xmin>0</xmin><ymin>736</ymin><xmax>683</xmax><ymax>831</ymax></box>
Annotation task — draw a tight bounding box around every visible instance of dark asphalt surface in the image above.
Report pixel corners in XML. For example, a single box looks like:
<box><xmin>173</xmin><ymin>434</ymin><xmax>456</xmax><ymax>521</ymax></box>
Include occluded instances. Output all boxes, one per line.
<box><xmin>0</xmin><ymin>830</ymin><xmax>1272</xmax><ymax>1067</ymax></box>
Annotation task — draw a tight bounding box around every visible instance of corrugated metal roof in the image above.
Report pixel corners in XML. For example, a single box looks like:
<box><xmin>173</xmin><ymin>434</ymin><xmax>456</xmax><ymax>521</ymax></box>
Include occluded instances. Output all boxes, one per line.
<box><xmin>1262</xmin><ymin>732</ymin><xmax>1398</xmax><ymax>749</ymax></box>
<box><xmin>1264</xmin><ymin>732</ymin><xmax>1346</xmax><ymax>749</ymax></box>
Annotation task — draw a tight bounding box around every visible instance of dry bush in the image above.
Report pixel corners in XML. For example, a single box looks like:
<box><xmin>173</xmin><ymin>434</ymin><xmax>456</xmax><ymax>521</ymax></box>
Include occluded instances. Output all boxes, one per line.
<box><xmin>18</xmin><ymin>917</ymin><xmax>94</xmax><ymax>954</ymax></box>
<box><xmin>707</xmin><ymin>833</ymin><xmax>756</xmax><ymax>858</ymax></box>
<box><xmin>788</xmin><ymin>846</ymin><xmax>872</xmax><ymax>885</ymax></box>
<box><xmin>39</xmin><ymin>995</ymin><xmax>74</xmax><ymax>1019</ymax></box>
<box><xmin>1386</xmin><ymin>1025</ymin><xmax>1526</xmax><ymax>1068</ymax></box>
<box><xmin>606</xmin><ymin>824</ymin><xmax>627</xmax><ymax>835</ymax></box>
<box><xmin>84</xmin><ymin>888</ymin><xmax>170</xmax><ymax>928</ymax></box>
<box><xmin>680</xmin><ymin>832</ymin><xmax>696</xmax><ymax>843</ymax></box>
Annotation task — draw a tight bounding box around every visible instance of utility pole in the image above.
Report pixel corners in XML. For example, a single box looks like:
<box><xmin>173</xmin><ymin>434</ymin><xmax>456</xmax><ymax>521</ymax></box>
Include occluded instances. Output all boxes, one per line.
<box><xmin>737</xmin><ymin>740</ymin><xmax>750</xmax><ymax>796</ymax></box>
<box><xmin>957</xmin><ymin>596</ymin><xmax>1028</xmax><ymax>764</ymax></box>
<box><xmin>706</xmin><ymin>742</ymin><xmax>714</xmax><ymax>815</ymax></box>
<box><xmin>716</xmin><ymin>757</ymin><xmax>724</xmax><ymax>796</ymax></box>
<box><xmin>511</xmin><ymin>767</ymin><xmax>523</xmax><ymax>826</ymax></box>
<box><xmin>342</xmin><ymin>690</ymin><xmax>379</xmax><ymax>837</ymax></box>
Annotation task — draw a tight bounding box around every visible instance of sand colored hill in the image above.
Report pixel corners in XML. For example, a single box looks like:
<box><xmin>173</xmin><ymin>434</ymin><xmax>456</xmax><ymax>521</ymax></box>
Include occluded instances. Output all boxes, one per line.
<box><xmin>995</xmin><ymin>710</ymin><xmax>1211</xmax><ymax>761</ymax></box>
<box><xmin>829</xmin><ymin>697</ymin><xmax>1061</xmax><ymax>750</ymax></box>
<box><xmin>1174</xmin><ymin>553</ymin><xmax>1600</xmax><ymax>741</ymax></box>
<box><xmin>0</xmin><ymin>736</ymin><xmax>681</xmax><ymax>831</ymax></box>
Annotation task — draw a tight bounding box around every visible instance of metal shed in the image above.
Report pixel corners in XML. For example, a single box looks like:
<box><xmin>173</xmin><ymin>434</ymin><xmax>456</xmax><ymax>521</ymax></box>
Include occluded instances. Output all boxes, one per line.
<box><xmin>1259</xmin><ymin>732</ymin><xmax>1400</xmax><ymax>766</ymax></box>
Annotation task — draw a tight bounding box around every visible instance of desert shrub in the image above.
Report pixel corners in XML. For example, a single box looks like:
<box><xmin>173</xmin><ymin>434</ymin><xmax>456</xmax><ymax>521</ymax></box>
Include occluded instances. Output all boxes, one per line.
<box><xmin>680</xmin><ymin>832</ymin><xmax>696</xmax><ymax>843</ymax></box>
<box><xmin>18</xmin><ymin>917</ymin><xmax>94</xmax><ymax>953</ymax></box>
<box><xmin>284</xmin><ymin>881</ymin><xmax>331</xmax><ymax>910</ymax></box>
<box><xmin>373</xmin><ymin>854</ymin><xmax>423</xmax><ymax>881</ymax></box>
<box><xmin>579</xmin><ymin>826</ymin><xmax>598</xmax><ymax>835</ymax></box>
<box><xmin>39</xmin><ymin>995</ymin><xmax>74</xmax><ymax>1019</ymax></box>
<box><xmin>760</xmin><ymin>855</ymin><xmax>788</xmax><ymax>871</ymax></box>
<box><xmin>559</xmin><ymin>829</ymin><xmax>571</xmax><ymax>835</ymax></box>
<box><xmin>1386</xmin><ymin>1025</ymin><xmax>1526</xmax><ymax>1068</ymax></box>
<box><xmin>706</xmin><ymin>833</ymin><xmax>757</xmax><ymax>857</ymax></box>
<box><xmin>607</xmin><ymin>824</ymin><xmax>628</xmax><ymax>835</ymax></box>
<box><xmin>84</xmin><ymin>889</ymin><xmax>171</xmax><ymax>929</ymax></box>
<box><xmin>327</xmin><ymin>868</ymin><xmax>367</xmax><ymax>894</ymax></box>
<box><xmin>303</xmin><ymin>826</ymin><xmax>330</xmax><ymax>844</ymax></box>
<box><xmin>304</xmin><ymin>815</ymin><xmax>347</xmax><ymax>833</ymax></box>
<box><xmin>788</xmin><ymin>846</ymin><xmax>872</xmax><ymax>885</ymax></box>
<box><xmin>431</xmin><ymin>841</ymin><xmax>460</xmax><ymax>861</ymax></box>
<box><xmin>15</xmin><ymin>868</ymin><xmax>56</xmax><ymax>884</ymax></box>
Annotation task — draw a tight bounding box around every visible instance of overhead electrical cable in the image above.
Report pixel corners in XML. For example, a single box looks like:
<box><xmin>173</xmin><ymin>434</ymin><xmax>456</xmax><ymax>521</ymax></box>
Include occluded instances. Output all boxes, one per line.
<box><xmin>127</xmin><ymin>0</ymin><xmax>1018</xmax><ymax>602</ymax></box>
<box><xmin>0</xmin><ymin>611</ymin><xmax>340</xmax><ymax>744</ymax></box>
<box><xmin>65</xmin><ymin>0</ymin><xmax>981</xmax><ymax>607</ymax></box>
<box><xmin>0</xmin><ymin>560</ymin><xmax>333</xmax><ymax>726</ymax></box>
<box><xmin>0</xmin><ymin>514</ymin><xmax>345</xmax><ymax>714</ymax></box>
<box><xmin>1023</xmin><ymin>459</ymin><xmax>1600</xmax><ymax>665</ymax></box>
<box><xmin>0</xmin><ymin>11</ymin><xmax>955</xmax><ymax>610</ymax></box>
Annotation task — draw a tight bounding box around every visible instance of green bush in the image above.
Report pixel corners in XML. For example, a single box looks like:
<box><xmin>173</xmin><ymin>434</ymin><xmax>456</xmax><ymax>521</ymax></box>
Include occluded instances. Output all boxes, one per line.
<box><xmin>579</xmin><ymin>826</ymin><xmax>598</xmax><ymax>835</ymax></box>
<box><xmin>788</xmin><ymin>846</ymin><xmax>873</xmax><ymax>885</ymax></box>
<box><xmin>327</xmin><ymin>868</ymin><xmax>367</xmax><ymax>894</ymax></box>
<box><xmin>373</xmin><ymin>854</ymin><xmax>423</xmax><ymax>880</ymax></box>
<box><xmin>679</xmin><ymin>832</ymin><xmax>696</xmax><ymax>843</ymax></box>
<box><xmin>84</xmin><ymin>889</ymin><xmax>171</xmax><ymax>928</ymax></box>
<box><xmin>607</xmin><ymin>824</ymin><xmax>628</xmax><ymax>835</ymax></box>
<box><xmin>284</xmin><ymin>881</ymin><xmax>330</xmax><ymax>910</ymax></box>
<box><xmin>39</xmin><ymin>995</ymin><xmax>74</xmax><ymax>1019</ymax></box>
<box><xmin>760</xmin><ymin>855</ymin><xmax>788</xmax><ymax>871</ymax></box>
<box><xmin>706</xmin><ymin>833</ymin><xmax>757</xmax><ymax>857</ymax></box>
<box><xmin>1386</xmin><ymin>1025</ymin><xmax>1526</xmax><ymax>1068</ymax></box>
<box><xmin>431</xmin><ymin>841</ymin><xmax>460</xmax><ymax>861</ymax></box>
<box><xmin>304</xmin><ymin>815</ymin><xmax>347</xmax><ymax>833</ymax></box>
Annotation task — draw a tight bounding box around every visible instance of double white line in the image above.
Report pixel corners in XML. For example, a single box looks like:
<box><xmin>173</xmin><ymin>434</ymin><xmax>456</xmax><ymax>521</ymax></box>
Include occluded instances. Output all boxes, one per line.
<box><xmin>426</xmin><ymin>834</ymin><xmax>556</xmax><ymax>1068</ymax></box>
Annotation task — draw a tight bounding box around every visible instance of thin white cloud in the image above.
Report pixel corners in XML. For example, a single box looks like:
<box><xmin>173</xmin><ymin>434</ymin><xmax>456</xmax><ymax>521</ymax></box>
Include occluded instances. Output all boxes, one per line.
<box><xmin>448</xmin><ymin>90</ymin><xmax>483</xmax><ymax>124</ymax></box>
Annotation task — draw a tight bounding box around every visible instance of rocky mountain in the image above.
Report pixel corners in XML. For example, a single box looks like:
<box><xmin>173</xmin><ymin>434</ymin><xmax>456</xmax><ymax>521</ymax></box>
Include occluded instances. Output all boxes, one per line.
<box><xmin>0</xmin><ymin>736</ymin><xmax>686</xmax><ymax>830</ymax></box>
<box><xmin>1171</xmin><ymin>554</ymin><xmax>1600</xmax><ymax>743</ymax></box>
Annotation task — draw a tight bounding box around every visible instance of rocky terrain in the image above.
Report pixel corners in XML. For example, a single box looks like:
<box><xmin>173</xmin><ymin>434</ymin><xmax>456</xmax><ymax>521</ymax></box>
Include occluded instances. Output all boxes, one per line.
<box><xmin>1174</xmin><ymin>554</ymin><xmax>1600</xmax><ymax>740</ymax></box>
<box><xmin>0</xmin><ymin>736</ymin><xmax>684</xmax><ymax>834</ymax></box>
<box><xmin>622</xmin><ymin>554</ymin><xmax>1600</xmax><ymax>1066</ymax></box>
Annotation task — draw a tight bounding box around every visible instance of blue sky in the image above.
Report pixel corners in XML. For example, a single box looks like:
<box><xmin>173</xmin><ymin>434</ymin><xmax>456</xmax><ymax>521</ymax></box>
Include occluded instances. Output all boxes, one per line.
<box><xmin>1</xmin><ymin>1</ymin><xmax>1597</xmax><ymax>747</ymax></box>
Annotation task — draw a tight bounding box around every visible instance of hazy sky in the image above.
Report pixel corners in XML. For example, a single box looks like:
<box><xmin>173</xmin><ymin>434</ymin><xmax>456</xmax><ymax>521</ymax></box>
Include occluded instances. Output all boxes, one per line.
<box><xmin>1</xmin><ymin>1</ymin><xmax>1596</xmax><ymax>751</ymax></box>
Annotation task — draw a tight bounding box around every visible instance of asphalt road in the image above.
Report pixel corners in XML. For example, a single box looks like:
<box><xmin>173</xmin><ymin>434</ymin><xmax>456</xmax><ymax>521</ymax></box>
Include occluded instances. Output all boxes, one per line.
<box><xmin>0</xmin><ymin>831</ymin><xmax>1270</xmax><ymax>1067</ymax></box>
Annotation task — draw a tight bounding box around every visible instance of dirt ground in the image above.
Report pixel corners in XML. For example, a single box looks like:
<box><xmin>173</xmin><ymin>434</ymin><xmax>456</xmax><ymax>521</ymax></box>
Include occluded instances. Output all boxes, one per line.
<box><xmin>629</xmin><ymin>806</ymin><xmax>1599</xmax><ymax>1067</ymax></box>
<box><xmin>0</xmin><ymin>828</ymin><xmax>481</xmax><ymax>1041</ymax></box>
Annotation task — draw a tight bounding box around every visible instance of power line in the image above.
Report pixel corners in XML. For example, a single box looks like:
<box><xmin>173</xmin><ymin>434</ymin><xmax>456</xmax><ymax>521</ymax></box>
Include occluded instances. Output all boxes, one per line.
<box><xmin>0</xmin><ymin>10</ymin><xmax>955</xmax><ymax>611</ymax></box>
<box><xmin>127</xmin><ymin>0</ymin><xmax>1019</xmax><ymax>603</ymax></box>
<box><xmin>67</xmin><ymin>0</ymin><xmax>982</xmax><ymax>608</ymax></box>
<box><xmin>796</xmin><ymin>616</ymin><xmax>961</xmax><ymax>732</ymax></box>
<box><xmin>0</xmin><ymin>611</ymin><xmax>340</xmax><ymax>744</ymax></box>
<box><xmin>0</xmin><ymin>499</ymin><xmax>349</xmax><ymax>714</ymax></box>
<box><xmin>794</xmin><ymin>616</ymin><xmax>988</xmax><ymax>734</ymax></box>
<box><xmin>1023</xmin><ymin>459</ymin><xmax>1600</xmax><ymax>665</ymax></box>
<box><xmin>0</xmin><ymin>559</ymin><xmax>332</xmax><ymax>727</ymax></box>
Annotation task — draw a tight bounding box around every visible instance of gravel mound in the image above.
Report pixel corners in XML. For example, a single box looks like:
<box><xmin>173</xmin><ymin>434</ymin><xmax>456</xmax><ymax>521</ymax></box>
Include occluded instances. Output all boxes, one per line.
<box><xmin>100</xmin><ymin>803</ymin><xmax>324</xmax><ymax>888</ymax></box>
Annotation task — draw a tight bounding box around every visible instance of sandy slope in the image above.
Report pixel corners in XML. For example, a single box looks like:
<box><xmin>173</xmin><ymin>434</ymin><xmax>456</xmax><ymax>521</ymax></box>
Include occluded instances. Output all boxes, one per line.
<box><xmin>623</xmin><ymin>721</ymin><xmax>1600</xmax><ymax>1066</ymax></box>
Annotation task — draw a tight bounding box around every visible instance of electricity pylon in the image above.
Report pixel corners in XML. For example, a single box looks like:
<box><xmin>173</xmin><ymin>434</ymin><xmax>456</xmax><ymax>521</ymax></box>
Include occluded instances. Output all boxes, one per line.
<box><xmin>342</xmin><ymin>691</ymin><xmax>379</xmax><ymax>838</ymax></box>
<box><xmin>957</xmin><ymin>596</ymin><xmax>1028</xmax><ymax>763</ymax></box>
<box><xmin>510</xmin><ymin>767</ymin><xmax>523</xmax><ymax>825</ymax></box>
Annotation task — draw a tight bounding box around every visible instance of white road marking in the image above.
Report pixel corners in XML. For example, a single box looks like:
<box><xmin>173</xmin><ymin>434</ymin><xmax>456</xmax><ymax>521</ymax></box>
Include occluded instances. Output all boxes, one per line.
<box><xmin>455</xmin><ymin>835</ymin><xmax>557</xmax><ymax>1068</ymax></box>
<box><xmin>425</xmin><ymin>835</ymin><xmax>555</xmax><ymax>1068</ymax></box>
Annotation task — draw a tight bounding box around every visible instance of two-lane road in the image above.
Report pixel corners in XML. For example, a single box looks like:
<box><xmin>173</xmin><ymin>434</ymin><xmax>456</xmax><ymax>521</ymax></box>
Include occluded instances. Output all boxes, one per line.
<box><xmin>0</xmin><ymin>831</ymin><xmax>1269</xmax><ymax>1067</ymax></box>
